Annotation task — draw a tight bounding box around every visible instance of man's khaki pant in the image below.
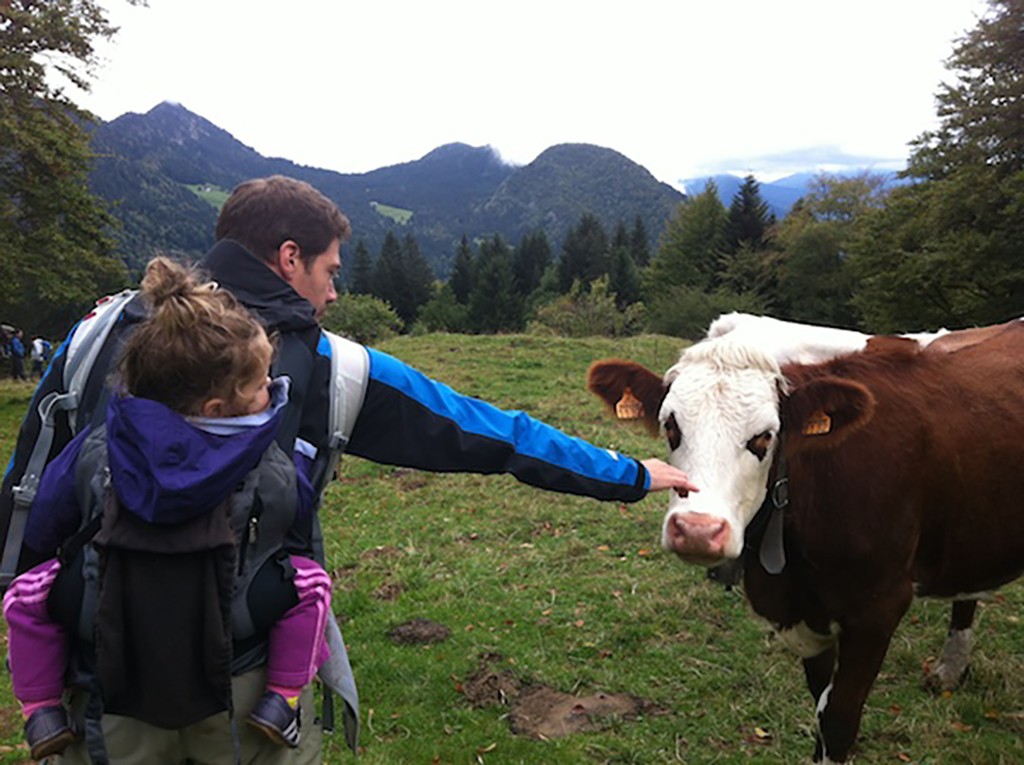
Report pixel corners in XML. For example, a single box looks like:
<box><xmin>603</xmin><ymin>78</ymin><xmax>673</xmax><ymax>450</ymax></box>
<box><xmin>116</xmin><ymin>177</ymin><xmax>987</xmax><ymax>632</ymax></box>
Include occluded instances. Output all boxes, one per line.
<box><xmin>53</xmin><ymin>668</ymin><xmax>323</xmax><ymax>764</ymax></box>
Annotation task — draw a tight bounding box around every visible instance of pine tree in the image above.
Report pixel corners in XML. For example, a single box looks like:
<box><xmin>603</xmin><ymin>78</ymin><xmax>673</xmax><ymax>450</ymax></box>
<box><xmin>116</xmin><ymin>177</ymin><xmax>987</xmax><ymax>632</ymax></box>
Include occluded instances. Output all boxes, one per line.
<box><xmin>512</xmin><ymin>230</ymin><xmax>552</xmax><ymax>297</ymax></box>
<box><xmin>373</xmin><ymin>232</ymin><xmax>434</xmax><ymax>325</ymax></box>
<box><xmin>724</xmin><ymin>175</ymin><xmax>774</xmax><ymax>253</ymax></box>
<box><xmin>400</xmin><ymin>233</ymin><xmax>435</xmax><ymax>322</ymax></box>
<box><xmin>630</xmin><ymin>215</ymin><xmax>651</xmax><ymax>267</ymax></box>
<box><xmin>450</xmin><ymin>235</ymin><xmax>475</xmax><ymax>304</ymax></box>
<box><xmin>612</xmin><ymin>221</ymin><xmax>629</xmax><ymax>251</ymax></box>
<box><xmin>372</xmin><ymin>231</ymin><xmax>402</xmax><ymax>313</ymax></box>
<box><xmin>348</xmin><ymin>239</ymin><xmax>374</xmax><ymax>295</ymax></box>
<box><xmin>607</xmin><ymin>245</ymin><xmax>641</xmax><ymax>308</ymax></box>
<box><xmin>0</xmin><ymin>0</ymin><xmax>131</xmax><ymax>336</ymax></box>
<box><xmin>645</xmin><ymin>185</ymin><xmax>727</xmax><ymax>293</ymax></box>
<box><xmin>558</xmin><ymin>213</ymin><xmax>609</xmax><ymax>292</ymax></box>
<box><xmin>468</xmin><ymin>235</ymin><xmax>523</xmax><ymax>333</ymax></box>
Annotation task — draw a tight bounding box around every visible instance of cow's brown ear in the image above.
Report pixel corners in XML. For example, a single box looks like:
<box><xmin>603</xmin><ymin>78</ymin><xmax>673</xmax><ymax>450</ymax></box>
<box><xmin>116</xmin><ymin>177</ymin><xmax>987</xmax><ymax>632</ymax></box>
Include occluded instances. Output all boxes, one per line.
<box><xmin>587</xmin><ymin>359</ymin><xmax>666</xmax><ymax>437</ymax></box>
<box><xmin>781</xmin><ymin>376</ymin><xmax>875</xmax><ymax>451</ymax></box>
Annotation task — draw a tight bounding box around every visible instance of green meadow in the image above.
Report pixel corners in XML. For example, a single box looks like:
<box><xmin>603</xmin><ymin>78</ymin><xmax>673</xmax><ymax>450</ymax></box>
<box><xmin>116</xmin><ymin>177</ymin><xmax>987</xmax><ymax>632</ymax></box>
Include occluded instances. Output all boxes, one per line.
<box><xmin>1</xmin><ymin>333</ymin><xmax>1023</xmax><ymax>764</ymax></box>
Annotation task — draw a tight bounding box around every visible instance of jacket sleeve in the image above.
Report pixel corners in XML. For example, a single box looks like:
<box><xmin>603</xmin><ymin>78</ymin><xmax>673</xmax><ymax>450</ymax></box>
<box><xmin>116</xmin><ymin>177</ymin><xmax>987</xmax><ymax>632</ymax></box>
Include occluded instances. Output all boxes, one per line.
<box><xmin>22</xmin><ymin>426</ymin><xmax>92</xmax><ymax>557</ymax></box>
<box><xmin>345</xmin><ymin>349</ymin><xmax>650</xmax><ymax>503</ymax></box>
<box><xmin>0</xmin><ymin>332</ymin><xmax>75</xmax><ymax>568</ymax></box>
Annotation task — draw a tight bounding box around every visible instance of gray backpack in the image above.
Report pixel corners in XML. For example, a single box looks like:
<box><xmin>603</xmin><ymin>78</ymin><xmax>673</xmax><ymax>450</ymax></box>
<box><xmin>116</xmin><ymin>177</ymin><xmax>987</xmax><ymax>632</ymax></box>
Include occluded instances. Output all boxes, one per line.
<box><xmin>0</xmin><ymin>290</ymin><xmax>368</xmax><ymax>752</ymax></box>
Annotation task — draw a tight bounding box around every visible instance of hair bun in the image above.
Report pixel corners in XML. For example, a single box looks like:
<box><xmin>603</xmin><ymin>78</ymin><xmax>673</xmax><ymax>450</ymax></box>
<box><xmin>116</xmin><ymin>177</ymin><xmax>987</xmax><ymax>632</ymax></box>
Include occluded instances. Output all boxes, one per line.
<box><xmin>140</xmin><ymin>256</ymin><xmax>199</xmax><ymax>307</ymax></box>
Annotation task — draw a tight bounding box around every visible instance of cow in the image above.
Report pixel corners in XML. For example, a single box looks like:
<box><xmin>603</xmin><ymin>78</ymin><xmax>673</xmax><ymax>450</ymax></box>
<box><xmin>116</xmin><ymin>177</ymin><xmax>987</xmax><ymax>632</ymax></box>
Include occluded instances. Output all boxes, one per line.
<box><xmin>587</xmin><ymin>315</ymin><xmax>1024</xmax><ymax>764</ymax></box>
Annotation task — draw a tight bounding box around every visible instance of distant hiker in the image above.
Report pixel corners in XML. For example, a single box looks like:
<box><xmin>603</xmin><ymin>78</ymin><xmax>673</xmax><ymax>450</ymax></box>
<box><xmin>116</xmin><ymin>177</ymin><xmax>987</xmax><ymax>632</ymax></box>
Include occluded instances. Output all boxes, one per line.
<box><xmin>30</xmin><ymin>337</ymin><xmax>47</xmax><ymax>379</ymax></box>
<box><xmin>3</xmin><ymin>257</ymin><xmax>332</xmax><ymax>759</ymax></box>
<box><xmin>9</xmin><ymin>329</ymin><xmax>26</xmax><ymax>380</ymax></box>
<box><xmin>0</xmin><ymin>175</ymin><xmax>697</xmax><ymax>764</ymax></box>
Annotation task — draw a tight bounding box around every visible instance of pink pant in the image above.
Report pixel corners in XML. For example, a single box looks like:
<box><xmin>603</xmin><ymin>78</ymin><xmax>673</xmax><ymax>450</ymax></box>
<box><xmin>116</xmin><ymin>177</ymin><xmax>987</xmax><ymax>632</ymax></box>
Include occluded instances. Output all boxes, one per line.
<box><xmin>2</xmin><ymin>554</ymin><xmax>333</xmax><ymax>705</ymax></box>
<box><xmin>3</xmin><ymin>559</ymin><xmax>67</xmax><ymax>703</ymax></box>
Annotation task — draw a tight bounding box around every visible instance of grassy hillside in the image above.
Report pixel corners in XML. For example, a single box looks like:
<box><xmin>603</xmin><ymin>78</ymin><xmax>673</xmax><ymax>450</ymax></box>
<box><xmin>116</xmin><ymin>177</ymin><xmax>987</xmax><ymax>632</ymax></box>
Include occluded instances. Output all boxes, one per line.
<box><xmin>1</xmin><ymin>335</ymin><xmax>1024</xmax><ymax>764</ymax></box>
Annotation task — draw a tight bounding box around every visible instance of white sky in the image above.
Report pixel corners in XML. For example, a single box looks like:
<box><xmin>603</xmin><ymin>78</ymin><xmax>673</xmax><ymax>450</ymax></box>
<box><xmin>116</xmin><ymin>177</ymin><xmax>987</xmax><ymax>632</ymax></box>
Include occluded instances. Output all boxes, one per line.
<box><xmin>75</xmin><ymin>0</ymin><xmax>988</xmax><ymax>188</ymax></box>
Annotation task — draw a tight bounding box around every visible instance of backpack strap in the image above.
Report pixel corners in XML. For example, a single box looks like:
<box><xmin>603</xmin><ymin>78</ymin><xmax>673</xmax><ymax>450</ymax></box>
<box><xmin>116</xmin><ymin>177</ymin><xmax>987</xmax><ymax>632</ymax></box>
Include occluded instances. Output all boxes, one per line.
<box><xmin>0</xmin><ymin>391</ymin><xmax>77</xmax><ymax>588</ymax></box>
<box><xmin>63</xmin><ymin>290</ymin><xmax>138</xmax><ymax>436</ymax></box>
<box><xmin>0</xmin><ymin>290</ymin><xmax>137</xmax><ymax>589</ymax></box>
<box><xmin>314</xmin><ymin>331</ymin><xmax>367</xmax><ymax>752</ymax></box>
<box><xmin>319</xmin><ymin>331</ymin><xmax>369</xmax><ymax>491</ymax></box>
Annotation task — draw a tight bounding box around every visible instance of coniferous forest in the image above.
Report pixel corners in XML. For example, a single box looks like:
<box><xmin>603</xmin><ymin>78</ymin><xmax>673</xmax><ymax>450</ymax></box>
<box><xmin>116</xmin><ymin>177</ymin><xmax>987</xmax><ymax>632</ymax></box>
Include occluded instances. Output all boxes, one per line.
<box><xmin>2</xmin><ymin>0</ymin><xmax>1022</xmax><ymax>344</ymax></box>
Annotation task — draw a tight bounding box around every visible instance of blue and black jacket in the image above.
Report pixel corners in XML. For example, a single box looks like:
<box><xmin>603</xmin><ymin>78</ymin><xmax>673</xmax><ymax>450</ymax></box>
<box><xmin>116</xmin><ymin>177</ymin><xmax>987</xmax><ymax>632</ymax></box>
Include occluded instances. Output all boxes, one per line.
<box><xmin>203</xmin><ymin>239</ymin><xmax>651</xmax><ymax>506</ymax></box>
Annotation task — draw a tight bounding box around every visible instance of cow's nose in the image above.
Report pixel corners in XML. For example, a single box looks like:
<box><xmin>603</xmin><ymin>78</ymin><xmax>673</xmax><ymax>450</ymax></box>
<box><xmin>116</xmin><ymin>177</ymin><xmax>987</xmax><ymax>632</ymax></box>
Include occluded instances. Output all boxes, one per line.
<box><xmin>664</xmin><ymin>511</ymin><xmax>731</xmax><ymax>563</ymax></box>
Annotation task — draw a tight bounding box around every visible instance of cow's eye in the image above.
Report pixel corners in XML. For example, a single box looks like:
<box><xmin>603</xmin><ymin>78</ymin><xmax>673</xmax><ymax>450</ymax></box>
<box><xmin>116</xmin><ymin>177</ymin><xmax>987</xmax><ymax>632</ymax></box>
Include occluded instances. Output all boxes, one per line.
<box><xmin>746</xmin><ymin>431</ymin><xmax>773</xmax><ymax>461</ymax></box>
<box><xmin>664</xmin><ymin>414</ymin><xmax>682</xmax><ymax>451</ymax></box>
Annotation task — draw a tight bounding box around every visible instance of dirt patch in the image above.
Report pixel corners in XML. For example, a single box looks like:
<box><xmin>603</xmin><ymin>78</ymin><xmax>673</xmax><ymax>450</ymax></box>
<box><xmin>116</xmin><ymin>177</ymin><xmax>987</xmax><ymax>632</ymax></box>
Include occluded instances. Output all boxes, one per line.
<box><xmin>387</xmin><ymin>618</ymin><xmax>451</xmax><ymax>645</ymax></box>
<box><xmin>461</xmin><ymin>653</ymin><xmax>522</xmax><ymax>708</ymax></box>
<box><xmin>458</xmin><ymin>653</ymin><xmax>667</xmax><ymax>739</ymax></box>
<box><xmin>509</xmin><ymin>685</ymin><xmax>666</xmax><ymax>739</ymax></box>
<box><xmin>372</xmin><ymin>581</ymin><xmax>405</xmax><ymax>601</ymax></box>
<box><xmin>391</xmin><ymin>466</ymin><xmax>430</xmax><ymax>491</ymax></box>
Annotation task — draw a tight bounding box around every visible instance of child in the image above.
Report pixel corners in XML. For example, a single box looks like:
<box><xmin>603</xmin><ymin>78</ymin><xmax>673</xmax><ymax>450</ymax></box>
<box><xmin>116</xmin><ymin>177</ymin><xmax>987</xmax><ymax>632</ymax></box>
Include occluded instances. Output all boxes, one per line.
<box><xmin>2</xmin><ymin>257</ymin><xmax>331</xmax><ymax>758</ymax></box>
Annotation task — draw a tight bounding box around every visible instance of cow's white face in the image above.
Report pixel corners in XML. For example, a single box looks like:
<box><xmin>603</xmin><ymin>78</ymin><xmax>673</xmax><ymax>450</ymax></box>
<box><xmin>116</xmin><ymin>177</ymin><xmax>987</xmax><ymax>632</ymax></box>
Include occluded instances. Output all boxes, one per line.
<box><xmin>658</xmin><ymin>338</ymin><xmax>783</xmax><ymax>564</ymax></box>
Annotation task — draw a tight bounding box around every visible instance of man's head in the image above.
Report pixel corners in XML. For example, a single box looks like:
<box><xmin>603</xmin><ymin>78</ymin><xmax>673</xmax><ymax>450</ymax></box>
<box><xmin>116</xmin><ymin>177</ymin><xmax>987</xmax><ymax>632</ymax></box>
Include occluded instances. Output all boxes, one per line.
<box><xmin>216</xmin><ymin>176</ymin><xmax>351</xmax><ymax>317</ymax></box>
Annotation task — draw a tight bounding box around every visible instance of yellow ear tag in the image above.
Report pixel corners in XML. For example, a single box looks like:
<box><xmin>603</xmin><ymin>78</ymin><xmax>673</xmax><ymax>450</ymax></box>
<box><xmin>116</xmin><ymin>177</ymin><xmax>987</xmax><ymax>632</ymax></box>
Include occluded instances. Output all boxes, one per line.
<box><xmin>802</xmin><ymin>410</ymin><xmax>832</xmax><ymax>436</ymax></box>
<box><xmin>615</xmin><ymin>388</ymin><xmax>644</xmax><ymax>420</ymax></box>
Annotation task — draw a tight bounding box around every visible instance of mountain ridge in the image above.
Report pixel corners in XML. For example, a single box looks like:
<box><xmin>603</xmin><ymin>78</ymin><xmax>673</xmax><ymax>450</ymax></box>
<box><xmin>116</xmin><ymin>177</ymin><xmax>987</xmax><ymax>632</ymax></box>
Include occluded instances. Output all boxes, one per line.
<box><xmin>87</xmin><ymin>101</ymin><xmax>895</xmax><ymax>276</ymax></box>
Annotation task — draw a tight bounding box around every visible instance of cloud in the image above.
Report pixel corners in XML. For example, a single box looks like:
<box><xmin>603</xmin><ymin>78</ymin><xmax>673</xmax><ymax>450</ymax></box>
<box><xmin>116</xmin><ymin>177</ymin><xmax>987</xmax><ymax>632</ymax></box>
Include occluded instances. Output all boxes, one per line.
<box><xmin>686</xmin><ymin>146</ymin><xmax>908</xmax><ymax>183</ymax></box>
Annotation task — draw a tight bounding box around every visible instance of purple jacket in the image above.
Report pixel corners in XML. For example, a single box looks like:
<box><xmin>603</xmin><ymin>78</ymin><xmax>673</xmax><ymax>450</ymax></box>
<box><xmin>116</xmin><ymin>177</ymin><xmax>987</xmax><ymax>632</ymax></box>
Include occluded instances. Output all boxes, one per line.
<box><xmin>25</xmin><ymin>381</ymin><xmax>297</xmax><ymax>556</ymax></box>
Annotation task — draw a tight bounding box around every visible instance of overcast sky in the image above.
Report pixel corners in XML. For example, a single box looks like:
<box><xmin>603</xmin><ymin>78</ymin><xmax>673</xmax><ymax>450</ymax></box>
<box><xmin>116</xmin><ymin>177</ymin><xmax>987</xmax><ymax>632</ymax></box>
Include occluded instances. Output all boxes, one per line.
<box><xmin>76</xmin><ymin>0</ymin><xmax>987</xmax><ymax>189</ymax></box>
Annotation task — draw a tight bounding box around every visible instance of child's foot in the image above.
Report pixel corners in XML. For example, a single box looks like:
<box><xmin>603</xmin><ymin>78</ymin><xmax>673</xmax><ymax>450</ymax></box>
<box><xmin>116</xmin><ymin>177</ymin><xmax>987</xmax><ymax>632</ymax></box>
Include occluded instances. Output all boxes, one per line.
<box><xmin>247</xmin><ymin>691</ymin><xmax>301</xmax><ymax>748</ymax></box>
<box><xmin>25</xmin><ymin>705</ymin><xmax>75</xmax><ymax>760</ymax></box>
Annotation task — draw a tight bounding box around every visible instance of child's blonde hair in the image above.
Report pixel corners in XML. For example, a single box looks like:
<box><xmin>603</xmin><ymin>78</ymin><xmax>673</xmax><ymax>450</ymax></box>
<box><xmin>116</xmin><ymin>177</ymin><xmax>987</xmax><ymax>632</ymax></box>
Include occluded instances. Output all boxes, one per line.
<box><xmin>118</xmin><ymin>256</ymin><xmax>270</xmax><ymax>415</ymax></box>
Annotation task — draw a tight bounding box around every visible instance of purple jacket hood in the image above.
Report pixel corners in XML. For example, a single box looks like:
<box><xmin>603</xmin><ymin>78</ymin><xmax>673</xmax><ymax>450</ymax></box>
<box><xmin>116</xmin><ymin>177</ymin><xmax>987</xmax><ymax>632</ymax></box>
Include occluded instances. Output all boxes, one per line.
<box><xmin>106</xmin><ymin>391</ymin><xmax>284</xmax><ymax>525</ymax></box>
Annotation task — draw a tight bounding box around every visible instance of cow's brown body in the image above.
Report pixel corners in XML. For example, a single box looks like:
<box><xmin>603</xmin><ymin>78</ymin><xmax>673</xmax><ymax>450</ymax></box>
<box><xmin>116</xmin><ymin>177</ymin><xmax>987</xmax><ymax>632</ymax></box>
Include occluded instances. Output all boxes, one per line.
<box><xmin>589</xmin><ymin>320</ymin><xmax>1024</xmax><ymax>762</ymax></box>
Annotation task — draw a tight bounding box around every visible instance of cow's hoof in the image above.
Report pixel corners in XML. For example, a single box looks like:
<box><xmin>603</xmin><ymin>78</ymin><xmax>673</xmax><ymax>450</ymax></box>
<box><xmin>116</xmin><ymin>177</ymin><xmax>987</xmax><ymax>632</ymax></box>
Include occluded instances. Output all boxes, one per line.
<box><xmin>924</xmin><ymin>662</ymin><xmax>970</xmax><ymax>693</ymax></box>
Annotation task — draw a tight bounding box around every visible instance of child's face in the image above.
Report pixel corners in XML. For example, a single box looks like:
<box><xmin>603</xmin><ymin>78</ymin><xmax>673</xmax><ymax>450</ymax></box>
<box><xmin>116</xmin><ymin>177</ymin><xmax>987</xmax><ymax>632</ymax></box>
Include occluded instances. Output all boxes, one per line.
<box><xmin>223</xmin><ymin>333</ymin><xmax>274</xmax><ymax>417</ymax></box>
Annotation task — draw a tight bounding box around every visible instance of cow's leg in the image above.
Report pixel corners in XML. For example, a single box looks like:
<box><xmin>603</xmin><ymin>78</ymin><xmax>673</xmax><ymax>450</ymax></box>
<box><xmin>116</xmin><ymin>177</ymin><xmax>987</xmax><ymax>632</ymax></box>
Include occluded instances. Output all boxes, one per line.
<box><xmin>802</xmin><ymin>647</ymin><xmax>837</xmax><ymax>763</ymax></box>
<box><xmin>925</xmin><ymin>599</ymin><xmax>976</xmax><ymax>692</ymax></box>
<box><xmin>815</xmin><ymin>597</ymin><xmax>910</xmax><ymax>764</ymax></box>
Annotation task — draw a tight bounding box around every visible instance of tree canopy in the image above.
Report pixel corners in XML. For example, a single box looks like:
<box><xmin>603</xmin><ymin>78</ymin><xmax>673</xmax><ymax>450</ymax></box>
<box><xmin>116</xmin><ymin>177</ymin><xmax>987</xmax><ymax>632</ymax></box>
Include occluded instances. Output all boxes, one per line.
<box><xmin>849</xmin><ymin>0</ymin><xmax>1024</xmax><ymax>330</ymax></box>
<box><xmin>1</xmin><ymin>0</ymin><xmax>133</xmax><ymax>337</ymax></box>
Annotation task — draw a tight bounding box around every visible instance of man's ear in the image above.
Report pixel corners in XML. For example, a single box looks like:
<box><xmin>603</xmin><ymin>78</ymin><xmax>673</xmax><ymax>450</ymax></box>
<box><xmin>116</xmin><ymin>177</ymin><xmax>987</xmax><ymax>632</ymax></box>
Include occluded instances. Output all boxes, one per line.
<box><xmin>273</xmin><ymin>240</ymin><xmax>302</xmax><ymax>281</ymax></box>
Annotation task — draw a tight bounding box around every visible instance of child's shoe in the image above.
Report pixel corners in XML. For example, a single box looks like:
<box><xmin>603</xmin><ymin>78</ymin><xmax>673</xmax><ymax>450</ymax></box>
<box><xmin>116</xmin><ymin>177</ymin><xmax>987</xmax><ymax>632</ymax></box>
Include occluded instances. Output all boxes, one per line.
<box><xmin>25</xmin><ymin>705</ymin><xmax>75</xmax><ymax>760</ymax></box>
<box><xmin>247</xmin><ymin>691</ymin><xmax>301</xmax><ymax>748</ymax></box>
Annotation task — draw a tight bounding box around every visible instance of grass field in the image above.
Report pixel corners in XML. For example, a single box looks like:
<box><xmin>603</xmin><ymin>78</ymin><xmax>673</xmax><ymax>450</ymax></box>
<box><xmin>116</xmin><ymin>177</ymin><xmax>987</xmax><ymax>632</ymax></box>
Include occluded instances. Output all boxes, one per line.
<box><xmin>1</xmin><ymin>334</ymin><xmax>1024</xmax><ymax>764</ymax></box>
<box><xmin>370</xmin><ymin>202</ymin><xmax>414</xmax><ymax>226</ymax></box>
<box><xmin>187</xmin><ymin>183</ymin><xmax>230</xmax><ymax>209</ymax></box>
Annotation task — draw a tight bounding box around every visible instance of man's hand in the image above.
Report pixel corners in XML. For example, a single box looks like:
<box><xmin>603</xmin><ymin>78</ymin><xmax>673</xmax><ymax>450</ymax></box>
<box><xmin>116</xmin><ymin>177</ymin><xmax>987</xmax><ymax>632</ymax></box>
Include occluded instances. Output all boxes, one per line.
<box><xmin>641</xmin><ymin>458</ymin><xmax>699</xmax><ymax>497</ymax></box>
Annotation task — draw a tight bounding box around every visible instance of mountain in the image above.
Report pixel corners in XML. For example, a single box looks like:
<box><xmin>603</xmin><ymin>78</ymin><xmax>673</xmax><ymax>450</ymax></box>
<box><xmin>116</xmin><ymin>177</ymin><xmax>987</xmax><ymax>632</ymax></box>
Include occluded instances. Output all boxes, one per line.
<box><xmin>88</xmin><ymin>102</ymin><xmax>685</xmax><ymax>278</ymax></box>
<box><xmin>681</xmin><ymin>170</ymin><xmax>908</xmax><ymax>218</ymax></box>
<box><xmin>480</xmin><ymin>144</ymin><xmax>682</xmax><ymax>253</ymax></box>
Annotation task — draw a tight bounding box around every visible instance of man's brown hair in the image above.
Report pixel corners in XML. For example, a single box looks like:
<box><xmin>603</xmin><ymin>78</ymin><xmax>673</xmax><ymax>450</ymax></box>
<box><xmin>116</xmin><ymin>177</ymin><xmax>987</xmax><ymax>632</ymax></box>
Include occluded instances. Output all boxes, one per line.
<box><xmin>215</xmin><ymin>176</ymin><xmax>351</xmax><ymax>266</ymax></box>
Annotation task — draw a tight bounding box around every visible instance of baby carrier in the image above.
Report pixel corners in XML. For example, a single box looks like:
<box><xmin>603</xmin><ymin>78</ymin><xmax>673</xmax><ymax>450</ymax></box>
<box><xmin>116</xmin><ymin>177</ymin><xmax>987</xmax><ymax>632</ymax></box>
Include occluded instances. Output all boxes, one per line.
<box><xmin>0</xmin><ymin>290</ymin><xmax>368</xmax><ymax>757</ymax></box>
<box><xmin>51</xmin><ymin>422</ymin><xmax>302</xmax><ymax>761</ymax></box>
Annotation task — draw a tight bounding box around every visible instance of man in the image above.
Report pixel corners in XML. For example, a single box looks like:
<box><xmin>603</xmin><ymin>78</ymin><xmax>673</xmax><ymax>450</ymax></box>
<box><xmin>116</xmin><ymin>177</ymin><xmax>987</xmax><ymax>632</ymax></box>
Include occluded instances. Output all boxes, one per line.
<box><xmin>3</xmin><ymin>176</ymin><xmax>697</xmax><ymax>764</ymax></box>
<box><xmin>30</xmin><ymin>337</ymin><xmax>47</xmax><ymax>379</ymax></box>
<box><xmin>9</xmin><ymin>330</ymin><xmax>26</xmax><ymax>381</ymax></box>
